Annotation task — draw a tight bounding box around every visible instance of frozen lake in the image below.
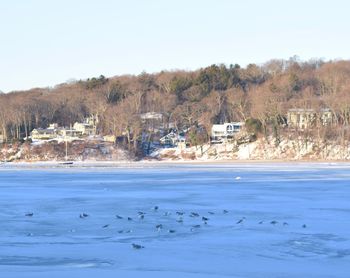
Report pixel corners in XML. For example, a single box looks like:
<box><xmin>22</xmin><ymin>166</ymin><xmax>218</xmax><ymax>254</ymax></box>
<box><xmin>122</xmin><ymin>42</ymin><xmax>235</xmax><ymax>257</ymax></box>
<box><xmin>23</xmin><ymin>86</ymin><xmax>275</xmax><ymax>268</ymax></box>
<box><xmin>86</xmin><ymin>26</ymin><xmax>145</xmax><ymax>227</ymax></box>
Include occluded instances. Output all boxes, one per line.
<box><xmin>0</xmin><ymin>163</ymin><xmax>350</xmax><ymax>277</ymax></box>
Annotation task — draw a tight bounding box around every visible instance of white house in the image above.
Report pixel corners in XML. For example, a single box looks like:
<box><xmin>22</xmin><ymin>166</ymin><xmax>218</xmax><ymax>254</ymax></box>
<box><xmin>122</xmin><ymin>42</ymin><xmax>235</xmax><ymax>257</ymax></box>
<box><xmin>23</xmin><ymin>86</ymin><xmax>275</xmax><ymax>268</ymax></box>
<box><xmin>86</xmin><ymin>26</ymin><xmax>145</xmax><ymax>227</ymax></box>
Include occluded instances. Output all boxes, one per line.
<box><xmin>73</xmin><ymin>122</ymin><xmax>95</xmax><ymax>135</ymax></box>
<box><xmin>31</xmin><ymin>128</ymin><xmax>58</xmax><ymax>140</ymax></box>
<box><xmin>140</xmin><ymin>112</ymin><xmax>163</xmax><ymax>121</ymax></box>
<box><xmin>211</xmin><ymin>122</ymin><xmax>244</xmax><ymax>140</ymax></box>
<box><xmin>159</xmin><ymin>131</ymin><xmax>186</xmax><ymax>147</ymax></box>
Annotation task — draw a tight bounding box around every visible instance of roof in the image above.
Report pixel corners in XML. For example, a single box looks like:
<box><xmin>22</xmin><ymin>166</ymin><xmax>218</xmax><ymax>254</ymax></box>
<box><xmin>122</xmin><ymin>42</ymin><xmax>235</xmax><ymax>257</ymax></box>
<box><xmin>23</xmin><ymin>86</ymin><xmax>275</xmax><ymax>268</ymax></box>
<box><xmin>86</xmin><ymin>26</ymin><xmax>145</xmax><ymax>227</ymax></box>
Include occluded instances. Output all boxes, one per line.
<box><xmin>140</xmin><ymin>112</ymin><xmax>163</xmax><ymax>120</ymax></box>
<box><xmin>288</xmin><ymin>108</ymin><xmax>315</xmax><ymax>112</ymax></box>
<box><xmin>32</xmin><ymin>128</ymin><xmax>56</xmax><ymax>134</ymax></box>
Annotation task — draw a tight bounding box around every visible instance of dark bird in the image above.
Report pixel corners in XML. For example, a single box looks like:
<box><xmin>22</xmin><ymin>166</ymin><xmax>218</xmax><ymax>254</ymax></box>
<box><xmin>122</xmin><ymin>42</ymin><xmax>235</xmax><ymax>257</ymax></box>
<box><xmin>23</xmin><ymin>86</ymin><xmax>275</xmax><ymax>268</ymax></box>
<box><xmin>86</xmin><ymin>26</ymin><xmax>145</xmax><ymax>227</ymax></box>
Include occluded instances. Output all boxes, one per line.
<box><xmin>236</xmin><ymin>217</ymin><xmax>245</xmax><ymax>224</ymax></box>
<box><xmin>79</xmin><ymin>213</ymin><xmax>89</xmax><ymax>219</ymax></box>
<box><xmin>176</xmin><ymin>218</ymin><xmax>183</xmax><ymax>223</ymax></box>
<box><xmin>258</xmin><ymin>221</ymin><xmax>264</xmax><ymax>224</ymax></box>
<box><xmin>127</xmin><ymin>217</ymin><xmax>133</xmax><ymax>221</ymax></box>
<box><xmin>190</xmin><ymin>212</ymin><xmax>199</xmax><ymax>217</ymax></box>
<box><xmin>102</xmin><ymin>224</ymin><xmax>109</xmax><ymax>228</ymax></box>
<box><xmin>223</xmin><ymin>210</ymin><xmax>229</xmax><ymax>214</ymax></box>
<box><xmin>283</xmin><ymin>222</ymin><xmax>289</xmax><ymax>226</ymax></box>
<box><xmin>115</xmin><ymin>215</ymin><xmax>123</xmax><ymax>219</ymax></box>
<box><xmin>25</xmin><ymin>212</ymin><xmax>34</xmax><ymax>217</ymax></box>
<box><xmin>125</xmin><ymin>229</ymin><xmax>133</xmax><ymax>233</ymax></box>
<box><xmin>153</xmin><ymin>206</ymin><xmax>159</xmax><ymax>211</ymax></box>
<box><xmin>163</xmin><ymin>211</ymin><xmax>171</xmax><ymax>216</ymax></box>
<box><xmin>191</xmin><ymin>225</ymin><xmax>201</xmax><ymax>232</ymax></box>
<box><xmin>139</xmin><ymin>214</ymin><xmax>145</xmax><ymax>220</ymax></box>
<box><xmin>202</xmin><ymin>216</ymin><xmax>209</xmax><ymax>221</ymax></box>
<box><xmin>270</xmin><ymin>220</ymin><xmax>278</xmax><ymax>225</ymax></box>
<box><xmin>168</xmin><ymin>229</ymin><xmax>176</xmax><ymax>233</ymax></box>
<box><xmin>132</xmin><ymin>243</ymin><xmax>144</xmax><ymax>249</ymax></box>
<box><xmin>118</xmin><ymin>230</ymin><xmax>124</xmax><ymax>234</ymax></box>
<box><xmin>176</xmin><ymin>211</ymin><xmax>185</xmax><ymax>216</ymax></box>
<box><xmin>138</xmin><ymin>211</ymin><xmax>145</xmax><ymax>215</ymax></box>
<box><xmin>156</xmin><ymin>224</ymin><xmax>163</xmax><ymax>231</ymax></box>
<box><xmin>208</xmin><ymin>211</ymin><xmax>215</xmax><ymax>215</ymax></box>
<box><xmin>302</xmin><ymin>224</ymin><xmax>307</xmax><ymax>228</ymax></box>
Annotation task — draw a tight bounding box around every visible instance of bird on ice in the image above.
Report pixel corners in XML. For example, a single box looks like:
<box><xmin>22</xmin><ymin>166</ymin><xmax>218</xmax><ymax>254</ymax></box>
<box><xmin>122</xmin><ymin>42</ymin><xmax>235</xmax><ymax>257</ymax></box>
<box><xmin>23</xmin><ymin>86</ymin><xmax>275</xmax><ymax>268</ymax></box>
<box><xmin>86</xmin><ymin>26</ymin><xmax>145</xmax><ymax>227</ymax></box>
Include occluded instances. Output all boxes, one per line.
<box><xmin>236</xmin><ymin>217</ymin><xmax>246</xmax><ymax>224</ymax></box>
<box><xmin>176</xmin><ymin>218</ymin><xmax>183</xmax><ymax>223</ymax></box>
<box><xmin>132</xmin><ymin>243</ymin><xmax>144</xmax><ymax>249</ymax></box>
<box><xmin>153</xmin><ymin>206</ymin><xmax>159</xmax><ymax>211</ymax></box>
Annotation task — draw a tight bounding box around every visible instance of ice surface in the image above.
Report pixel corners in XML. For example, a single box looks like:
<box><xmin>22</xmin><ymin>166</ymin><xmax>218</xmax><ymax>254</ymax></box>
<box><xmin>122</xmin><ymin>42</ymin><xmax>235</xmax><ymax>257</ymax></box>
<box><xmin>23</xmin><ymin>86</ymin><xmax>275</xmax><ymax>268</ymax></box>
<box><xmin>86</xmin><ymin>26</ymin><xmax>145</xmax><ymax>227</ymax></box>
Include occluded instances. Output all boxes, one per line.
<box><xmin>0</xmin><ymin>163</ymin><xmax>350</xmax><ymax>277</ymax></box>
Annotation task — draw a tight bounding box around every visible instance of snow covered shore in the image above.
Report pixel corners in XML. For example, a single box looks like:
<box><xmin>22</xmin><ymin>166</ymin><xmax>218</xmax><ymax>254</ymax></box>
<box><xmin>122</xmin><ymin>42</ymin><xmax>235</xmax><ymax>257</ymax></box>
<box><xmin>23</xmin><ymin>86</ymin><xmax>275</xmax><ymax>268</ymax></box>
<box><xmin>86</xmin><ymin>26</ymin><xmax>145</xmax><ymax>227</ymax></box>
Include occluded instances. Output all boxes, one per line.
<box><xmin>2</xmin><ymin>135</ymin><xmax>350</xmax><ymax>164</ymax></box>
<box><xmin>154</xmin><ymin>136</ymin><xmax>350</xmax><ymax>162</ymax></box>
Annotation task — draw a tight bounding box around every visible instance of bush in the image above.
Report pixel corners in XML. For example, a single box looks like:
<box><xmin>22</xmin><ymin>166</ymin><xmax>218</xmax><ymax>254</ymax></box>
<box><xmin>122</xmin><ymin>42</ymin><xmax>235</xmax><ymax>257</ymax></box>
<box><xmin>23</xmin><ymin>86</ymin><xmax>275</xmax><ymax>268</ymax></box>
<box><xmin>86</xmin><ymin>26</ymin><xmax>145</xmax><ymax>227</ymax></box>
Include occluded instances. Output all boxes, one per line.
<box><xmin>245</xmin><ymin>118</ymin><xmax>262</xmax><ymax>135</ymax></box>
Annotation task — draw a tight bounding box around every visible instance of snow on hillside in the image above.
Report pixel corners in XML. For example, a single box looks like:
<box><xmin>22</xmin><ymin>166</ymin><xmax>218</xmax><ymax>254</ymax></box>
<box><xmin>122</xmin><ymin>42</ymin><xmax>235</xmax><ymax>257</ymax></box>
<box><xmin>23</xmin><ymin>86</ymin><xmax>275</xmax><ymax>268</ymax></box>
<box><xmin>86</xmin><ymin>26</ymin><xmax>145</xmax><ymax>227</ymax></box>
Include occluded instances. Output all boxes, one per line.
<box><xmin>154</xmin><ymin>137</ymin><xmax>350</xmax><ymax>161</ymax></box>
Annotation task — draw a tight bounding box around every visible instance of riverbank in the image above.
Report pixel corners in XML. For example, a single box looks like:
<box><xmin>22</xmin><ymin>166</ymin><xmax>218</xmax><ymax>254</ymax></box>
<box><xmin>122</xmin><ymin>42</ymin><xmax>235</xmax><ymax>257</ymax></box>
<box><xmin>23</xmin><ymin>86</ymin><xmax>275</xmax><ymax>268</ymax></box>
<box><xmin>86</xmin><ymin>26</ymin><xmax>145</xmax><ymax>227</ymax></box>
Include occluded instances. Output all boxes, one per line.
<box><xmin>1</xmin><ymin>159</ymin><xmax>350</xmax><ymax>171</ymax></box>
<box><xmin>2</xmin><ymin>135</ymin><xmax>350</xmax><ymax>165</ymax></box>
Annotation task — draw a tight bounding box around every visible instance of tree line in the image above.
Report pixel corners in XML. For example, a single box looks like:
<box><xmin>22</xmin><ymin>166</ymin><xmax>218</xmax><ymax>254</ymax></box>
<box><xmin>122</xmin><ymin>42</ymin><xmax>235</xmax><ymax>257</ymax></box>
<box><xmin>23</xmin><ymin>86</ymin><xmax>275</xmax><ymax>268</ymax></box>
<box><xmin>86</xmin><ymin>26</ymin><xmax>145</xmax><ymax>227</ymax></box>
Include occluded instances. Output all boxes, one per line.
<box><xmin>1</xmin><ymin>57</ymin><xmax>350</xmax><ymax>152</ymax></box>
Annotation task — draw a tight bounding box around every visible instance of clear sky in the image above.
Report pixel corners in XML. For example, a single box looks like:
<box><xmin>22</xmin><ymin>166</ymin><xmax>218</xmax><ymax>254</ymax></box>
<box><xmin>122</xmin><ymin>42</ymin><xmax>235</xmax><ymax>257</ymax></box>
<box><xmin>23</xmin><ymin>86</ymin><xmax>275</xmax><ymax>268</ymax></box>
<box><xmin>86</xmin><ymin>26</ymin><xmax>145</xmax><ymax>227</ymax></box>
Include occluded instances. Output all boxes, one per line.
<box><xmin>1</xmin><ymin>0</ymin><xmax>349</xmax><ymax>92</ymax></box>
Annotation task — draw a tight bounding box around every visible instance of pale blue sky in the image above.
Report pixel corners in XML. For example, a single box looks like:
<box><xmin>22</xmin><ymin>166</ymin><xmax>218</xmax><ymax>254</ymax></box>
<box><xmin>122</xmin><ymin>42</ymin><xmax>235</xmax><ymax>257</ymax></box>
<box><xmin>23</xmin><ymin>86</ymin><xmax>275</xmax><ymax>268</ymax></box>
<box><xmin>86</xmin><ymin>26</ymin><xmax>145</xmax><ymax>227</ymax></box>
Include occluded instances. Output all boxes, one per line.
<box><xmin>1</xmin><ymin>0</ymin><xmax>349</xmax><ymax>92</ymax></box>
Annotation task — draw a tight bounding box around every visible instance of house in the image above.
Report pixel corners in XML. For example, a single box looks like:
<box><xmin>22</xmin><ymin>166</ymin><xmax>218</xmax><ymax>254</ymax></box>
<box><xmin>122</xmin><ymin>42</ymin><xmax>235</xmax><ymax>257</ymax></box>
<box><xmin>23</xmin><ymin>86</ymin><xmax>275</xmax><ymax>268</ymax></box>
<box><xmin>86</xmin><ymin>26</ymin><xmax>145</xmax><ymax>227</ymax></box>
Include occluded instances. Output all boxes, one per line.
<box><xmin>140</xmin><ymin>112</ymin><xmax>163</xmax><ymax>121</ymax></box>
<box><xmin>159</xmin><ymin>130</ymin><xmax>186</xmax><ymax>147</ymax></box>
<box><xmin>73</xmin><ymin>122</ymin><xmax>95</xmax><ymax>135</ymax></box>
<box><xmin>211</xmin><ymin>122</ymin><xmax>244</xmax><ymax>140</ymax></box>
<box><xmin>58</xmin><ymin>128</ymin><xmax>83</xmax><ymax>138</ymax></box>
<box><xmin>287</xmin><ymin>108</ymin><xmax>332</xmax><ymax>129</ymax></box>
<box><xmin>31</xmin><ymin>128</ymin><xmax>57</xmax><ymax>140</ymax></box>
<box><xmin>73</xmin><ymin>116</ymin><xmax>97</xmax><ymax>135</ymax></box>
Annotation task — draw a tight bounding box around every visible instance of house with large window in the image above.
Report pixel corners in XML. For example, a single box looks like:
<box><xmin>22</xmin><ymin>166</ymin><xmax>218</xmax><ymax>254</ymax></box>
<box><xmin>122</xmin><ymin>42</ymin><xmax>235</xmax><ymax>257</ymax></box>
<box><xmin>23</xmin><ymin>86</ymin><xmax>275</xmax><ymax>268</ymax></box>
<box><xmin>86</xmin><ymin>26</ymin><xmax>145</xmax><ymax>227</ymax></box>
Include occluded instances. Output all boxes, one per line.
<box><xmin>211</xmin><ymin>122</ymin><xmax>244</xmax><ymax>141</ymax></box>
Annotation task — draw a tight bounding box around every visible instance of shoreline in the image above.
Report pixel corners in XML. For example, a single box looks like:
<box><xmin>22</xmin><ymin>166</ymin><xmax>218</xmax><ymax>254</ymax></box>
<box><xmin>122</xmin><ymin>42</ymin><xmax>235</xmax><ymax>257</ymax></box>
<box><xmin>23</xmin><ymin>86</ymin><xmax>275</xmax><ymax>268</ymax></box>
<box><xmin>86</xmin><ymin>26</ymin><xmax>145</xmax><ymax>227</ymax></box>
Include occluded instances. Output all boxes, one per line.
<box><xmin>1</xmin><ymin>159</ymin><xmax>350</xmax><ymax>170</ymax></box>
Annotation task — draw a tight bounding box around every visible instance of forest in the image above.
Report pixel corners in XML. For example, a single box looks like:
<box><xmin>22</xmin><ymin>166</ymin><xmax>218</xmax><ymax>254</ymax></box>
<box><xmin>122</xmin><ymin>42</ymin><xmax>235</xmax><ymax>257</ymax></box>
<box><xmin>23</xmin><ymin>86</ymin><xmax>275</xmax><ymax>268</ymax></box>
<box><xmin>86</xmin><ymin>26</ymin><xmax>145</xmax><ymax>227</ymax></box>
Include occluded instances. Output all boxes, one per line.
<box><xmin>1</xmin><ymin>57</ymin><xmax>350</xmax><ymax>153</ymax></box>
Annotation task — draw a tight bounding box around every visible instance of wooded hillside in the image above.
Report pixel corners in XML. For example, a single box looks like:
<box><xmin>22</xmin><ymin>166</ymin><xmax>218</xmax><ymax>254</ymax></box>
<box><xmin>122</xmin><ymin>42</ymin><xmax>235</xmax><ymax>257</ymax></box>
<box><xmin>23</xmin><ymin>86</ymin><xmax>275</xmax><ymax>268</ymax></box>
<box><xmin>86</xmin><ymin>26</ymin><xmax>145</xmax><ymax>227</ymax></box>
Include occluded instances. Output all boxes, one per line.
<box><xmin>1</xmin><ymin>57</ymin><xmax>350</xmax><ymax>152</ymax></box>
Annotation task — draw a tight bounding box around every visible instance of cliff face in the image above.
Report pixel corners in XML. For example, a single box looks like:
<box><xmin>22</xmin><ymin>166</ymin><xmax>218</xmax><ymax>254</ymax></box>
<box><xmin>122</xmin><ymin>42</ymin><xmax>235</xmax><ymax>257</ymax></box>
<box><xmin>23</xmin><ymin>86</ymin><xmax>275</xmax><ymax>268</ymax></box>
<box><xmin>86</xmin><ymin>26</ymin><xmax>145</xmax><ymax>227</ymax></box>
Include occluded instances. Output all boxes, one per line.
<box><xmin>1</xmin><ymin>140</ymin><xmax>132</xmax><ymax>162</ymax></box>
<box><xmin>2</xmin><ymin>136</ymin><xmax>350</xmax><ymax>163</ymax></box>
<box><xmin>154</xmin><ymin>137</ymin><xmax>350</xmax><ymax>161</ymax></box>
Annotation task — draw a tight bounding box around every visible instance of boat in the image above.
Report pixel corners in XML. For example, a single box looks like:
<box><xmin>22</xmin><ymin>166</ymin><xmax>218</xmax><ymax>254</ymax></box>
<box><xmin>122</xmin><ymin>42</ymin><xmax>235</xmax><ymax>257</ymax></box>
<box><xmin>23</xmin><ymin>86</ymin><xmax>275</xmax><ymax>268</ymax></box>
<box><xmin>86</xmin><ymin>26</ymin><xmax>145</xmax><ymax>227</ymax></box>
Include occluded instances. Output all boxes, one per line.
<box><xmin>59</xmin><ymin>161</ymin><xmax>73</xmax><ymax>165</ymax></box>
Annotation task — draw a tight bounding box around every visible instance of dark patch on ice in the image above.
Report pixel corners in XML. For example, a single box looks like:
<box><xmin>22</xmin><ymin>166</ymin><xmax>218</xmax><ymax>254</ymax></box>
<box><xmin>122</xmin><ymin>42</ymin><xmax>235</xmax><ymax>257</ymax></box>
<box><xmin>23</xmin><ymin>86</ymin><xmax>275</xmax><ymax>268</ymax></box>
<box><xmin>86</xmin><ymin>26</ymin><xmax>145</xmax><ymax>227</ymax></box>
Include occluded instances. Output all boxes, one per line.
<box><xmin>0</xmin><ymin>256</ymin><xmax>113</xmax><ymax>268</ymax></box>
<box><xmin>332</xmin><ymin>249</ymin><xmax>350</xmax><ymax>258</ymax></box>
<box><xmin>275</xmin><ymin>235</ymin><xmax>350</xmax><ymax>259</ymax></box>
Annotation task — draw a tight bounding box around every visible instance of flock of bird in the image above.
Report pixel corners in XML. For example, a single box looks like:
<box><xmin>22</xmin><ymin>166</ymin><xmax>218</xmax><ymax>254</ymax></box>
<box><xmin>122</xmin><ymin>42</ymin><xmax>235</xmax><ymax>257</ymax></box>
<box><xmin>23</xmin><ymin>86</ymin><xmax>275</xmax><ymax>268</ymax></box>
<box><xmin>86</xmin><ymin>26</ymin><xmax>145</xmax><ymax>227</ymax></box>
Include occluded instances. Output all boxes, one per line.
<box><xmin>24</xmin><ymin>205</ymin><xmax>308</xmax><ymax>250</ymax></box>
